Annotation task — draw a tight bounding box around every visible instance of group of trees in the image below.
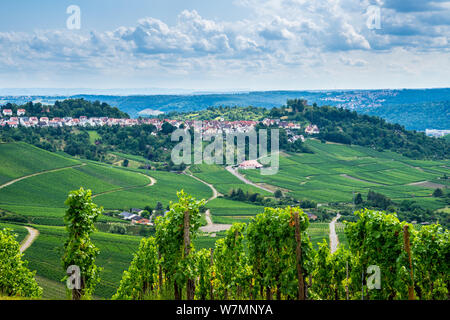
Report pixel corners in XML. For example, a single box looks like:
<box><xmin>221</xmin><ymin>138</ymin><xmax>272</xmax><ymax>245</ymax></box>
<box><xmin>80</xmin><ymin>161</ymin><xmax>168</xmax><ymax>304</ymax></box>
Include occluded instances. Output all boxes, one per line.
<box><xmin>269</xmin><ymin>100</ymin><xmax>449</xmax><ymax>159</ymax></box>
<box><xmin>351</xmin><ymin>190</ymin><xmax>448</xmax><ymax>227</ymax></box>
<box><xmin>1</xmin><ymin>99</ymin><xmax>129</xmax><ymax>119</ymax></box>
<box><xmin>226</xmin><ymin>188</ymin><xmax>317</xmax><ymax>209</ymax></box>
<box><xmin>167</xmin><ymin>105</ymin><xmax>270</xmax><ymax>122</ymax></box>
<box><xmin>0</xmin><ymin>124</ymin><xmax>179</xmax><ymax>165</ymax></box>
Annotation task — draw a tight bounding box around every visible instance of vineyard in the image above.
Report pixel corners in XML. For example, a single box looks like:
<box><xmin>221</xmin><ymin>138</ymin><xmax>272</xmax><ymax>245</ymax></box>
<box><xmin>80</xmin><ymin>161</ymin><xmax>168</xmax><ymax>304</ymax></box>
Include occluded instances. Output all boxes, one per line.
<box><xmin>1</xmin><ymin>188</ymin><xmax>449</xmax><ymax>300</ymax></box>
<box><xmin>110</xmin><ymin>193</ymin><xmax>450</xmax><ymax>300</ymax></box>
<box><xmin>242</xmin><ymin>139</ymin><xmax>448</xmax><ymax>206</ymax></box>
<box><xmin>0</xmin><ymin>141</ymin><xmax>448</xmax><ymax>301</ymax></box>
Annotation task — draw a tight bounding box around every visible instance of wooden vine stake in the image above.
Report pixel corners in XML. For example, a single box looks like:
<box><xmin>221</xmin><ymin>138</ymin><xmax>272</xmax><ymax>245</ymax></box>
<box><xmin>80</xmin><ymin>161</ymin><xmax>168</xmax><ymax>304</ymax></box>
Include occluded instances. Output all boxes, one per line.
<box><xmin>293</xmin><ymin>209</ymin><xmax>305</xmax><ymax>300</ymax></box>
<box><xmin>403</xmin><ymin>225</ymin><xmax>415</xmax><ymax>300</ymax></box>
<box><xmin>345</xmin><ymin>261</ymin><xmax>349</xmax><ymax>300</ymax></box>
<box><xmin>158</xmin><ymin>251</ymin><xmax>163</xmax><ymax>293</ymax></box>
<box><xmin>184</xmin><ymin>209</ymin><xmax>195</xmax><ymax>300</ymax></box>
<box><xmin>210</xmin><ymin>248</ymin><xmax>214</xmax><ymax>300</ymax></box>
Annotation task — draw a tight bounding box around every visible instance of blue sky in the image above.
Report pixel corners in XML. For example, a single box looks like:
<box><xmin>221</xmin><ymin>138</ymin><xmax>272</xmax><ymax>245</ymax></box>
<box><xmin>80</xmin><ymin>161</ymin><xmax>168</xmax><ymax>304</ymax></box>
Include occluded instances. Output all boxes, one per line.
<box><xmin>0</xmin><ymin>0</ymin><xmax>448</xmax><ymax>91</ymax></box>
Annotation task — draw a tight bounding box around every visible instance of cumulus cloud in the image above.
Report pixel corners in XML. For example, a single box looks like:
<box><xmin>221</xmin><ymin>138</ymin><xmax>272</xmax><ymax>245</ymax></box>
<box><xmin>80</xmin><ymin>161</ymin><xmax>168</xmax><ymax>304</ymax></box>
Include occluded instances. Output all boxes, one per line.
<box><xmin>0</xmin><ymin>1</ymin><xmax>448</xmax><ymax>88</ymax></box>
<box><xmin>339</xmin><ymin>56</ymin><xmax>368</xmax><ymax>67</ymax></box>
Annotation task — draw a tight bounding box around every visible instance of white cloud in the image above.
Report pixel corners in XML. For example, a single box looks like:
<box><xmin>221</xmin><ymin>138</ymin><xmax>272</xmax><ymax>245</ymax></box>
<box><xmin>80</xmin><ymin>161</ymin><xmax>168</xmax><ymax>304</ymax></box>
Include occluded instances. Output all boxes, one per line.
<box><xmin>0</xmin><ymin>1</ymin><xmax>448</xmax><ymax>88</ymax></box>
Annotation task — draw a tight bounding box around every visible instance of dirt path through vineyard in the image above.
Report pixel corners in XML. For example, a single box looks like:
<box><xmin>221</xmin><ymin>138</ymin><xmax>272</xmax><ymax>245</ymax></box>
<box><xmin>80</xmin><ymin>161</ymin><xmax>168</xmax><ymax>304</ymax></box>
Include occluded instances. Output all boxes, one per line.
<box><xmin>20</xmin><ymin>227</ymin><xmax>39</xmax><ymax>253</ymax></box>
<box><xmin>184</xmin><ymin>167</ymin><xmax>232</xmax><ymax>233</ymax></box>
<box><xmin>329</xmin><ymin>214</ymin><xmax>341</xmax><ymax>253</ymax></box>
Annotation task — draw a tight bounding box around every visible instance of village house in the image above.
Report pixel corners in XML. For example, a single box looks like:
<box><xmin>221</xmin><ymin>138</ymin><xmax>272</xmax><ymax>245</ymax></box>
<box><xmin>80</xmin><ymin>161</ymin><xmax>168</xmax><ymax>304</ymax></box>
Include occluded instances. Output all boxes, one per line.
<box><xmin>131</xmin><ymin>208</ymin><xmax>144</xmax><ymax>215</ymax></box>
<box><xmin>7</xmin><ymin>120</ymin><xmax>18</xmax><ymax>128</ymax></box>
<box><xmin>288</xmin><ymin>135</ymin><xmax>305</xmax><ymax>143</ymax></box>
<box><xmin>238</xmin><ymin>159</ymin><xmax>263</xmax><ymax>169</ymax></box>
<box><xmin>2</xmin><ymin>109</ymin><xmax>13</xmax><ymax>116</ymax></box>
<box><xmin>119</xmin><ymin>211</ymin><xmax>132</xmax><ymax>218</ymax></box>
<box><xmin>133</xmin><ymin>218</ymin><xmax>152</xmax><ymax>226</ymax></box>
<box><xmin>306</xmin><ymin>212</ymin><xmax>318</xmax><ymax>221</ymax></box>
<box><xmin>305</xmin><ymin>124</ymin><xmax>320</xmax><ymax>135</ymax></box>
<box><xmin>17</xmin><ymin>109</ymin><xmax>26</xmax><ymax>116</ymax></box>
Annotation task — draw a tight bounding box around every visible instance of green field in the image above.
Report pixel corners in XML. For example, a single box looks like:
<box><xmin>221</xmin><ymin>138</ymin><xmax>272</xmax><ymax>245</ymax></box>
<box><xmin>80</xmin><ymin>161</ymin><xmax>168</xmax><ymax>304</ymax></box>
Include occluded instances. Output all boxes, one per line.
<box><xmin>0</xmin><ymin>143</ymin><xmax>212</xmax><ymax>226</ymax></box>
<box><xmin>307</xmin><ymin>223</ymin><xmax>330</xmax><ymax>249</ymax></box>
<box><xmin>189</xmin><ymin>164</ymin><xmax>272</xmax><ymax>196</ymax></box>
<box><xmin>87</xmin><ymin>130</ymin><xmax>101</xmax><ymax>145</ymax></box>
<box><xmin>335</xmin><ymin>222</ymin><xmax>348</xmax><ymax>248</ymax></box>
<box><xmin>0</xmin><ymin>140</ymin><xmax>445</xmax><ymax>300</ymax></box>
<box><xmin>0</xmin><ymin>222</ymin><xmax>28</xmax><ymax>243</ymax></box>
<box><xmin>0</xmin><ymin>205</ymin><xmax>122</xmax><ymax>226</ymax></box>
<box><xmin>94</xmin><ymin>169</ymin><xmax>212</xmax><ymax>209</ymax></box>
<box><xmin>0</xmin><ymin>142</ymin><xmax>79</xmax><ymax>185</ymax></box>
<box><xmin>240</xmin><ymin>140</ymin><xmax>449</xmax><ymax>207</ymax></box>
<box><xmin>0</xmin><ymin>163</ymin><xmax>150</xmax><ymax>208</ymax></box>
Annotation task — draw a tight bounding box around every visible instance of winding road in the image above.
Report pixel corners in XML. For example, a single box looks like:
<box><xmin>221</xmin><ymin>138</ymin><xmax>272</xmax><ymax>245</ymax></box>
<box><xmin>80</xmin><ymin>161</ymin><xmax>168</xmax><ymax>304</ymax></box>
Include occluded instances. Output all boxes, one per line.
<box><xmin>329</xmin><ymin>213</ymin><xmax>341</xmax><ymax>253</ymax></box>
<box><xmin>20</xmin><ymin>227</ymin><xmax>39</xmax><ymax>253</ymax></box>
<box><xmin>184</xmin><ymin>168</ymin><xmax>232</xmax><ymax>233</ymax></box>
<box><xmin>225</xmin><ymin>165</ymin><xmax>274</xmax><ymax>194</ymax></box>
<box><xmin>91</xmin><ymin>172</ymin><xmax>157</xmax><ymax>198</ymax></box>
<box><xmin>0</xmin><ymin>163</ymin><xmax>86</xmax><ymax>190</ymax></box>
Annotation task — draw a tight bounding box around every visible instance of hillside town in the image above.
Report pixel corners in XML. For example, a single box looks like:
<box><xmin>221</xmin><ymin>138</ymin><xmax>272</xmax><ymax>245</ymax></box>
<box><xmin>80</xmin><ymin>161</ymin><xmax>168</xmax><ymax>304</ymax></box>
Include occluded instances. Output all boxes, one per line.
<box><xmin>0</xmin><ymin>107</ymin><xmax>319</xmax><ymax>139</ymax></box>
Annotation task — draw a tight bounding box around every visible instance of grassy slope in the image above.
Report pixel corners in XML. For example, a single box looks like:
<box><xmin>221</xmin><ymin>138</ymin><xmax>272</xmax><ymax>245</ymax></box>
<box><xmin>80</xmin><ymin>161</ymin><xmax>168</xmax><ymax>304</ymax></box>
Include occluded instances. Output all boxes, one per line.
<box><xmin>0</xmin><ymin>142</ymin><xmax>79</xmax><ymax>185</ymax></box>
<box><xmin>0</xmin><ymin>143</ymin><xmax>211</xmax><ymax>224</ymax></box>
<box><xmin>189</xmin><ymin>164</ymin><xmax>273</xmax><ymax>196</ymax></box>
<box><xmin>94</xmin><ymin>169</ymin><xmax>212</xmax><ymax>209</ymax></box>
<box><xmin>241</xmin><ymin>139</ymin><xmax>448</xmax><ymax>207</ymax></box>
<box><xmin>0</xmin><ymin>222</ymin><xmax>28</xmax><ymax>243</ymax></box>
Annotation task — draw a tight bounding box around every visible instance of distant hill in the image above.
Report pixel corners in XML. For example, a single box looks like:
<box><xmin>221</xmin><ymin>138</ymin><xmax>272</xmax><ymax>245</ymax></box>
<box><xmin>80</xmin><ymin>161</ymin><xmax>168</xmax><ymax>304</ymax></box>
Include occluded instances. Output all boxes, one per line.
<box><xmin>1</xmin><ymin>88</ymin><xmax>449</xmax><ymax>130</ymax></box>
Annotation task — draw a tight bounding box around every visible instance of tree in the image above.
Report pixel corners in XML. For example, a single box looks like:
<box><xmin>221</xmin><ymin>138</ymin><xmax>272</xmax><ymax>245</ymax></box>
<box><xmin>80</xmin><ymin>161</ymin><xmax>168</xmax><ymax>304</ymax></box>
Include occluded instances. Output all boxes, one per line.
<box><xmin>141</xmin><ymin>210</ymin><xmax>151</xmax><ymax>219</ymax></box>
<box><xmin>62</xmin><ymin>187</ymin><xmax>103</xmax><ymax>300</ymax></box>
<box><xmin>274</xmin><ymin>189</ymin><xmax>283</xmax><ymax>198</ymax></box>
<box><xmin>433</xmin><ymin>188</ymin><xmax>444</xmax><ymax>198</ymax></box>
<box><xmin>122</xmin><ymin>159</ymin><xmax>129</xmax><ymax>167</ymax></box>
<box><xmin>155</xmin><ymin>202</ymin><xmax>164</xmax><ymax>216</ymax></box>
<box><xmin>161</xmin><ymin>122</ymin><xmax>175</xmax><ymax>135</ymax></box>
<box><xmin>0</xmin><ymin>228</ymin><xmax>42</xmax><ymax>298</ymax></box>
<box><xmin>109</xmin><ymin>224</ymin><xmax>126</xmax><ymax>235</ymax></box>
<box><xmin>354</xmin><ymin>193</ymin><xmax>363</xmax><ymax>205</ymax></box>
<box><xmin>411</xmin><ymin>224</ymin><xmax>449</xmax><ymax>300</ymax></box>
<box><xmin>311</xmin><ymin>240</ymin><xmax>351</xmax><ymax>300</ymax></box>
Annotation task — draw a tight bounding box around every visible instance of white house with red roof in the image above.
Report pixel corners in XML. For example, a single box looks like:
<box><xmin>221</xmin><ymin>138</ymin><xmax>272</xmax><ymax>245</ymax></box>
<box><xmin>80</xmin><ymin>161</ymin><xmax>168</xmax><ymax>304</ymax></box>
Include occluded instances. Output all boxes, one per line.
<box><xmin>238</xmin><ymin>159</ymin><xmax>263</xmax><ymax>169</ymax></box>
<box><xmin>305</xmin><ymin>124</ymin><xmax>320</xmax><ymax>135</ymax></box>
<box><xmin>2</xmin><ymin>109</ymin><xmax>12</xmax><ymax>116</ymax></box>
<box><xmin>17</xmin><ymin>109</ymin><xmax>26</xmax><ymax>116</ymax></box>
